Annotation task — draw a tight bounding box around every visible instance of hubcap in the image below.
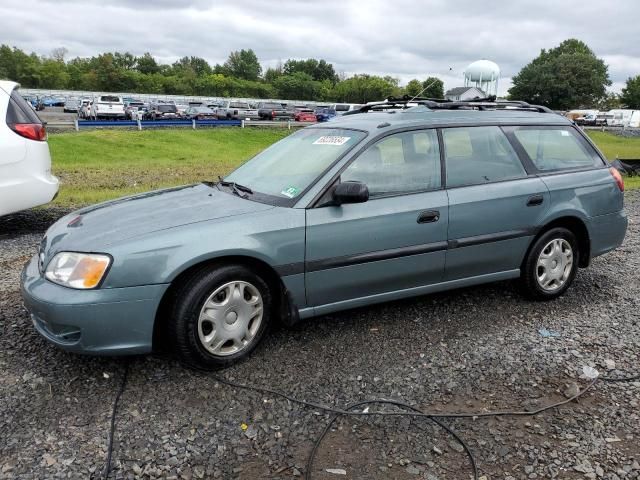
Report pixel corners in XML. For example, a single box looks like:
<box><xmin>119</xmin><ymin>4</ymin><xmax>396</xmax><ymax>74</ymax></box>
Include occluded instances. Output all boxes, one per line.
<box><xmin>536</xmin><ymin>238</ymin><xmax>574</xmax><ymax>292</ymax></box>
<box><xmin>197</xmin><ymin>281</ymin><xmax>263</xmax><ymax>357</ymax></box>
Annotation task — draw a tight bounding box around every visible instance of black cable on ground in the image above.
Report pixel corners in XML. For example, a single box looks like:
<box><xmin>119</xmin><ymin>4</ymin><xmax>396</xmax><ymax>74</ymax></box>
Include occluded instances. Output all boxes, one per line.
<box><xmin>303</xmin><ymin>399</ymin><xmax>478</xmax><ymax>480</ymax></box>
<box><xmin>102</xmin><ymin>361</ymin><xmax>130</xmax><ymax>480</ymax></box>
<box><xmin>100</xmin><ymin>363</ymin><xmax>638</xmax><ymax>480</ymax></box>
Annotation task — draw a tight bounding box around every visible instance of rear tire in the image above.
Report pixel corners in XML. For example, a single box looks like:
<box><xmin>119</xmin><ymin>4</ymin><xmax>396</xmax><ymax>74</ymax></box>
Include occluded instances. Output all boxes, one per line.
<box><xmin>521</xmin><ymin>227</ymin><xmax>579</xmax><ymax>300</ymax></box>
<box><xmin>169</xmin><ymin>264</ymin><xmax>272</xmax><ymax>369</ymax></box>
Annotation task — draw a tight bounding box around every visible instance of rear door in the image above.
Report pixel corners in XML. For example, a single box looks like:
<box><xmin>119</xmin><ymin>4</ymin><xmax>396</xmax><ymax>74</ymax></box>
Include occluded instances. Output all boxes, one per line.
<box><xmin>305</xmin><ymin>129</ymin><xmax>448</xmax><ymax>309</ymax></box>
<box><xmin>443</xmin><ymin>125</ymin><xmax>549</xmax><ymax>281</ymax></box>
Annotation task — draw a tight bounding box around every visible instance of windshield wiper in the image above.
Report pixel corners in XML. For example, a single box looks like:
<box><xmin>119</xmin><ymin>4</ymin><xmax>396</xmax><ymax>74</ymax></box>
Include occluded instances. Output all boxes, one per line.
<box><xmin>217</xmin><ymin>176</ymin><xmax>253</xmax><ymax>198</ymax></box>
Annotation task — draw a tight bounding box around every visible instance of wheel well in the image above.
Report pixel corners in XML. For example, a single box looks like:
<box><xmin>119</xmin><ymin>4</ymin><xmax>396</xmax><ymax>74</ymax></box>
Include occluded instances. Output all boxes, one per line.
<box><xmin>525</xmin><ymin>216</ymin><xmax>591</xmax><ymax>269</ymax></box>
<box><xmin>152</xmin><ymin>256</ymin><xmax>286</xmax><ymax>352</ymax></box>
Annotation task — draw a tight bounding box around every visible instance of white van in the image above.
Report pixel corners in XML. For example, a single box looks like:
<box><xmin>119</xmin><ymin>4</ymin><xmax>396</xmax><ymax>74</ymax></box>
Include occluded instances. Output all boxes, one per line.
<box><xmin>0</xmin><ymin>81</ymin><xmax>59</xmax><ymax>217</ymax></box>
<box><xmin>606</xmin><ymin>109</ymin><xmax>636</xmax><ymax>127</ymax></box>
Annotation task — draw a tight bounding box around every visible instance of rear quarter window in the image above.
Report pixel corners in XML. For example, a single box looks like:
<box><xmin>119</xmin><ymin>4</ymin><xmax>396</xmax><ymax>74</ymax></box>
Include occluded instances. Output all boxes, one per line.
<box><xmin>511</xmin><ymin>127</ymin><xmax>603</xmax><ymax>171</ymax></box>
<box><xmin>7</xmin><ymin>89</ymin><xmax>42</xmax><ymax>125</ymax></box>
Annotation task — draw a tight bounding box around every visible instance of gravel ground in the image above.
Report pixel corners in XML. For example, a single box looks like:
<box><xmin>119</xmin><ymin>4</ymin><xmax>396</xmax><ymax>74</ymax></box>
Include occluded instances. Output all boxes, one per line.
<box><xmin>1</xmin><ymin>196</ymin><xmax>639</xmax><ymax>480</ymax></box>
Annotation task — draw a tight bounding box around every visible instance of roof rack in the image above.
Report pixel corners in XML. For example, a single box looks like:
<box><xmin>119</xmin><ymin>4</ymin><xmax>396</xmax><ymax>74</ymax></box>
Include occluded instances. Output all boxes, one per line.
<box><xmin>344</xmin><ymin>95</ymin><xmax>554</xmax><ymax>115</ymax></box>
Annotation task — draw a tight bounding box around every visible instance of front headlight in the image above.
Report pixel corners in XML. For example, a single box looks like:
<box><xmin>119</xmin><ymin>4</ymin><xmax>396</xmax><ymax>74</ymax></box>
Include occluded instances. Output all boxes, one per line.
<box><xmin>45</xmin><ymin>252</ymin><xmax>112</xmax><ymax>289</ymax></box>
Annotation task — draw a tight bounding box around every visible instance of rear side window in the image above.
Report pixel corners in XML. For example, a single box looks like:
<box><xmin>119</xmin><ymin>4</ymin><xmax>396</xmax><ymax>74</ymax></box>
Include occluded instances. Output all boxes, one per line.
<box><xmin>511</xmin><ymin>127</ymin><xmax>602</xmax><ymax>171</ymax></box>
<box><xmin>443</xmin><ymin>126</ymin><xmax>526</xmax><ymax>188</ymax></box>
<box><xmin>7</xmin><ymin>89</ymin><xmax>42</xmax><ymax>125</ymax></box>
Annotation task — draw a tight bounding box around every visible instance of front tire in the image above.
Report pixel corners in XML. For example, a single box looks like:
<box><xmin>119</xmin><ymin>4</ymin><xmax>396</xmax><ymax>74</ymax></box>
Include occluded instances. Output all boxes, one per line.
<box><xmin>169</xmin><ymin>265</ymin><xmax>272</xmax><ymax>369</ymax></box>
<box><xmin>521</xmin><ymin>227</ymin><xmax>579</xmax><ymax>300</ymax></box>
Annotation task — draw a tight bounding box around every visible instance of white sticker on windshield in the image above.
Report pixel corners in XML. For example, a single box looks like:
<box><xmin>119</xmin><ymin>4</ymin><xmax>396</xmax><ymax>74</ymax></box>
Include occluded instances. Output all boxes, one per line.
<box><xmin>560</xmin><ymin>130</ymin><xmax>570</xmax><ymax>136</ymax></box>
<box><xmin>313</xmin><ymin>136</ymin><xmax>351</xmax><ymax>146</ymax></box>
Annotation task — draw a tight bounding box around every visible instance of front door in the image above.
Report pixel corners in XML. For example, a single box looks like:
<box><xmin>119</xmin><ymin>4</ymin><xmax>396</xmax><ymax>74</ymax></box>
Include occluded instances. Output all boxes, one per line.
<box><xmin>305</xmin><ymin>129</ymin><xmax>448</xmax><ymax>308</ymax></box>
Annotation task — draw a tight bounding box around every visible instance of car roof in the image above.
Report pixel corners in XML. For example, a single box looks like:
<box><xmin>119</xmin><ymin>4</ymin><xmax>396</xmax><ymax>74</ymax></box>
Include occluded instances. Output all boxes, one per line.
<box><xmin>0</xmin><ymin>80</ymin><xmax>18</xmax><ymax>95</ymax></box>
<box><xmin>311</xmin><ymin>108</ymin><xmax>572</xmax><ymax>134</ymax></box>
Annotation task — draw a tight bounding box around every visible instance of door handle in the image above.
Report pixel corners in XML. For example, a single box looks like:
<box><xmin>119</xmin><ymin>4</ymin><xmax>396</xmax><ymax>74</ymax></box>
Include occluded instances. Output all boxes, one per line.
<box><xmin>417</xmin><ymin>210</ymin><xmax>440</xmax><ymax>223</ymax></box>
<box><xmin>527</xmin><ymin>195</ymin><xmax>544</xmax><ymax>207</ymax></box>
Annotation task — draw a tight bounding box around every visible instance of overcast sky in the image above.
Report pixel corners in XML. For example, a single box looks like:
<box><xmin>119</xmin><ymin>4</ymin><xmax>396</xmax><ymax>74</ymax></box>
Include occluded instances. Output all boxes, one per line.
<box><xmin>1</xmin><ymin>0</ymin><xmax>638</xmax><ymax>96</ymax></box>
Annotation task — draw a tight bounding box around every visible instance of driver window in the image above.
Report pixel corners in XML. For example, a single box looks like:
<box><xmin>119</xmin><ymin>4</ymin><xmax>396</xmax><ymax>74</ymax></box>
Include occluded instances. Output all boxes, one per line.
<box><xmin>341</xmin><ymin>130</ymin><xmax>441</xmax><ymax>197</ymax></box>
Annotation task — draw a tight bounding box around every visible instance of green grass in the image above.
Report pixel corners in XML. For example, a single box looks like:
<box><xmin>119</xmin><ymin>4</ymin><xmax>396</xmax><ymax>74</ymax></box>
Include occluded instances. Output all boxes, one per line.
<box><xmin>49</xmin><ymin>128</ymin><xmax>291</xmax><ymax>207</ymax></box>
<box><xmin>586</xmin><ymin>131</ymin><xmax>640</xmax><ymax>190</ymax></box>
<box><xmin>48</xmin><ymin>128</ymin><xmax>640</xmax><ymax>208</ymax></box>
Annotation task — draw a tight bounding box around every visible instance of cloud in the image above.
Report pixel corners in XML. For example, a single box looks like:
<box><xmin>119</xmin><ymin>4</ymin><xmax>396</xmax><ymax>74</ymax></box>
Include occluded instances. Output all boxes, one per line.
<box><xmin>0</xmin><ymin>0</ymin><xmax>637</xmax><ymax>95</ymax></box>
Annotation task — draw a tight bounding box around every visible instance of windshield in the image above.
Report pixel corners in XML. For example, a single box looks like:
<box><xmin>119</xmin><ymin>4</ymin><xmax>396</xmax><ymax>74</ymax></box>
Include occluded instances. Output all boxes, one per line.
<box><xmin>225</xmin><ymin>128</ymin><xmax>366</xmax><ymax>200</ymax></box>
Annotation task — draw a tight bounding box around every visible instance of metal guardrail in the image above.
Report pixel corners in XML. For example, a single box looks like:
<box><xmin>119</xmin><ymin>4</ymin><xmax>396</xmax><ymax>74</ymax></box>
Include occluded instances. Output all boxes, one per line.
<box><xmin>45</xmin><ymin>119</ymin><xmax>316</xmax><ymax>131</ymax></box>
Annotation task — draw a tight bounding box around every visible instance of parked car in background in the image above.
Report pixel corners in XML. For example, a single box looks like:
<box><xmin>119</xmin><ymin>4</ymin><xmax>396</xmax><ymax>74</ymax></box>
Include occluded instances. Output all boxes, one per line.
<box><xmin>90</xmin><ymin>95</ymin><xmax>126</xmax><ymax>120</ymax></box>
<box><xmin>42</xmin><ymin>96</ymin><xmax>66</xmax><ymax>107</ymax></box>
<box><xmin>176</xmin><ymin>104</ymin><xmax>189</xmax><ymax>116</ymax></box>
<box><xmin>0</xmin><ymin>81</ymin><xmax>59</xmax><ymax>217</ymax></box>
<box><xmin>78</xmin><ymin>99</ymin><xmax>92</xmax><ymax>119</ymax></box>
<box><xmin>293</xmin><ymin>108</ymin><xmax>317</xmax><ymax>122</ymax></box>
<box><xmin>63</xmin><ymin>97</ymin><xmax>80</xmax><ymax>113</ymax></box>
<box><xmin>257</xmin><ymin>102</ymin><xmax>294</xmax><ymax>120</ymax></box>
<box><xmin>124</xmin><ymin>100</ymin><xmax>145</xmax><ymax>119</ymax></box>
<box><xmin>330</xmin><ymin>103</ymin><xmax>364</xmax><ymax>115</ymax></box>
<box><xmin>184</xmin><ymin>106</ymin><xmax>217</xmax><ymax>120</ymax></box>
<box><xmin>216</xmin><ymin>100</ymin><xmax>259</xmax><ymax>120</ymax></box>
<box><xmin>22</xmin><ymin>95</ymin><xmax>45</xmax><ymax>111</ymax></box>
<box><xmin>129</xmin><ymin>105</ymin><xmax>148</xmax><ymax>121</ymax></box>
<box><xmin>146</xmin><ymin>102</ymin><xmax>180</xmax><ymax>120</ymax></box>
<box><xmin>315</xmin><ymin>107</ymin><xmax>337</xmax><ymax>122</ymax></box>
<box><xmin>20</xmin><ymin>100</ymin><xmax>627</xmax><ymax>369</ymax></box>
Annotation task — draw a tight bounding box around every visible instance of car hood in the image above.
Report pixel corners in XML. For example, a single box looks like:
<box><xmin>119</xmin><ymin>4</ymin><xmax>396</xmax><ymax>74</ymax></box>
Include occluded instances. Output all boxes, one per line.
<box><xmin>41</xmin><ymin>183</ymin><xmax>274</xmax><ymax>258</ymax></box>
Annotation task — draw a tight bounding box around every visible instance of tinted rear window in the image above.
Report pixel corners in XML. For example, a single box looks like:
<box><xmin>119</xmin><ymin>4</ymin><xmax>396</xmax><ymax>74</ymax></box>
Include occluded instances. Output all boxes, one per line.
<box><xmin>157</xmin><ymin>105</ymin><xmax>177</xmax><ymax>112</ymax></box>
<box><xmin>100</xmin><ymin>96</ymin><xmax>121</xmax><ymax>103</ymax></box>
<box><xmin>261</xmin><ymin>103</ymin><xmax>281</xmax><ymax>108</ymax></box>
<box><xmin>7</xmin><ymin>89</ymin><xmax>42</xmax><ymax>125</ymax></box>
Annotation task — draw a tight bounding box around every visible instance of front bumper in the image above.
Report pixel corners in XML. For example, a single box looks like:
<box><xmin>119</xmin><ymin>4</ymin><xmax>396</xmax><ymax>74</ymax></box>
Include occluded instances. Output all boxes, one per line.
<box><xmin>21</xmin><ymin>255</ymin><xmax>169</xmax><ymax>355</ymax></box>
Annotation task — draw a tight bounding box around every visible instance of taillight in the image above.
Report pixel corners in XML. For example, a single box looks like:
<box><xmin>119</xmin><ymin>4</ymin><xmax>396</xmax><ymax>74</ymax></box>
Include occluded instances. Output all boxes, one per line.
<box><xmin>272</xmin><ymin>110</ymin><xmax>276</xmax><ymax>117</ymax></box>
<box><xmin>10</xmin><ymin>123</ymin><xmax>47</xmax><ymax>141</ymax></box>
<box><xmin>609</xmin><ymin>167</ymin><xmax>624</xmax><ymax>192</ymax></box>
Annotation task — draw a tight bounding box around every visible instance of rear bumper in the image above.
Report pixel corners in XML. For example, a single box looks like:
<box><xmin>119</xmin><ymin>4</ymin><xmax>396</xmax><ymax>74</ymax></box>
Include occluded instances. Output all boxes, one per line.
<box><xmin>21</xmin><ymin>255</ymin><xmax>169</xmax><ymax>355</ymax></box>
<box><xmin>588</xmin><ymin>209</ymin><xmax>628</xmax><ymax>259</ymax></box>
<box><xmin>0</xmin><ymin>172</ymin><xmax>58</xmax><ymax>217</ymax></box>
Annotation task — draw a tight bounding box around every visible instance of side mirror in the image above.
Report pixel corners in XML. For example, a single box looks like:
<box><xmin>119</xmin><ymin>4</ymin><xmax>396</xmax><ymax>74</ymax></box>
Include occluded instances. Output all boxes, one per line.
<box><xmin>332</xmin><ymin>181</ymin><xmax>369</xmax><ymax>206</ymax></box>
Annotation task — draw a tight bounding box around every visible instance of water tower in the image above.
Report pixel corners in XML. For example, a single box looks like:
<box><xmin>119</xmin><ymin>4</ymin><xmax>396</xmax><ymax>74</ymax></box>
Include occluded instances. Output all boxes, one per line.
<box><xmin>464</xmin><ymin>60</ymin><xmax>500</xmax><ymax>97</ymax></box>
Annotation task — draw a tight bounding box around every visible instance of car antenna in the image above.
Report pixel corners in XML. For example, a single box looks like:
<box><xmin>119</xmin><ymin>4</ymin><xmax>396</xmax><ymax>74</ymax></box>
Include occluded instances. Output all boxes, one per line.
<box><xmin>406</xmin><ymin>74</ymin><xmax>446</xmax><ymax>105</ymax></box>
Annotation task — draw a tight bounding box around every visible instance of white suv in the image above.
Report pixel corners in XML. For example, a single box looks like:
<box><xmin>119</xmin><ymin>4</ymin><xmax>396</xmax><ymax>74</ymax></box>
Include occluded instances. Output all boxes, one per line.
<box><xmin>90</xmin><ymin>95</ymin><xmax>126</xmax><ymax>120</ymax></box>
<box><xmin>0</xmin><ymin>81</ymin><xmax>59</xmax><ymax>217</ymax></box>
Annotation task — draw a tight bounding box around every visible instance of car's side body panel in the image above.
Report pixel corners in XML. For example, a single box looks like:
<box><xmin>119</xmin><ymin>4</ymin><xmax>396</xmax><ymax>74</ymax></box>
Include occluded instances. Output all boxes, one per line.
<box><xmin>445</xmin><ymin>177</ymin><xmax>550</xmax><ymax>280</ymax></box>
<box><xmin>305</xmin><ymin>190</ymin><xmax>448</xmax><ymax>306</ymax></box>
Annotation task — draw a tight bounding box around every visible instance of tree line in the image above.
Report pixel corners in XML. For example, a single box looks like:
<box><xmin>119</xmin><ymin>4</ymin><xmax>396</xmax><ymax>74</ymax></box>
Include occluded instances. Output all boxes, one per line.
<box><xmin>2</xmin><ymin>39</ymin><xmax>639</xmax><ymax>109</ymax></box>
<box><xmin>0</xmin><ymin>45</ymin><xmax>443</xmax><ymax>103</ymax></box>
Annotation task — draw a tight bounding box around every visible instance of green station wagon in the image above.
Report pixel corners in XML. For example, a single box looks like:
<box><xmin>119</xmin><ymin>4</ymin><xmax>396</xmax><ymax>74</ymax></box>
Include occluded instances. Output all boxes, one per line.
<box><xmin>21</xmin><ymin>100</ymin><xmax>628</xmax><ymax>368</ymax></box>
